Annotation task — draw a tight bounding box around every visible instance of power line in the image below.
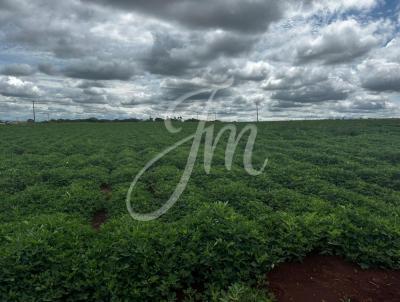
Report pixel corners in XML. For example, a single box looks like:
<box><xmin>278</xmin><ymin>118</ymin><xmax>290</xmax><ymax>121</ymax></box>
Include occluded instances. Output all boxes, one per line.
<box><xmin>37</xmin><ymin>112</ymin><xmax>50</xmax><ymax>121</ymax></box>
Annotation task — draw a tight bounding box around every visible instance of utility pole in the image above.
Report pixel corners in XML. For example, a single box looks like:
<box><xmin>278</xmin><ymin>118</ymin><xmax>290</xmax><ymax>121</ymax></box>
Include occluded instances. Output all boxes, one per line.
<box><xmin>32</xmin><ymin>100</ymin><xmax>36</xmax><ymax>122</ymax></box>
<box><xmin>256</xmin><ymin>103</ymin><xmax>259</xmax><ymax>123</ymax></box>
<box><xmin>214</xmin><ymin>111</ymin><xmax>217</xmax><ymax>121</ymax></box>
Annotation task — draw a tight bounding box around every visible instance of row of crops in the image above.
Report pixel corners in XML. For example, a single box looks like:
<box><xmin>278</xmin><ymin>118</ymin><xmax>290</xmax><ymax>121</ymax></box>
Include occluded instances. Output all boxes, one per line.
<box><xmin>1</xmin><ymin>120</ymin><xmax>400</xmax><ymax>301</ymax></box>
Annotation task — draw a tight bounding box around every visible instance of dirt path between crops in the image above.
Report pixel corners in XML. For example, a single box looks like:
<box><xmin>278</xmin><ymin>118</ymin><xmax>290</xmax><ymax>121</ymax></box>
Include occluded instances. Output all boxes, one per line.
<box><xmin>267</xmin><ymin>255</ymin><xmax>400</xmax><ymax>302</ymax></box>
<box><xmin>90</xmin><ymin>183</ymin><xmax>112</xmax><ymax>231</ymax></box>
<box><xmin>91</xmin><ymin>209</ymin><xmax>108</xmax><ymax>231</ymax></box>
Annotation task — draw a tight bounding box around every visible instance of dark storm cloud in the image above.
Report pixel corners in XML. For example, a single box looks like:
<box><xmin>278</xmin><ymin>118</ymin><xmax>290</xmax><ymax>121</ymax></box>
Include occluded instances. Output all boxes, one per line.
<box><xmin>268</xmin><ymin>104</ymin><xmax>306</xmax><ymax>113</ymax></box>
<box><xmin>200</xmin><ymin>33</ymin><xmax>257</xmax><ymax>59</ymax></box>
<box><xmin>0</xmin><ymin>91</ymin><xmax>36</xmax><ymax>98</ymax></box>
<box><xmin>362</xmin><ymin>77</ymin><xmax>400</xmax><ymax>92</ymax></box>
<box><xmin>63</xmin><ymin>59</ymin><xmax>135</xmax><ymax>81</ymax></box>
<box><xmin>69</xmin><ymin>86</ymin><xmax>118</xmax><ymax>105</ymax></box>
<box><xmin>52</xmin><ymin>37</ymin><xmax>90</xmax><ymax>59</ymax></box>
<box><xmin>7</xmin><ymin>27</ymin><xmax>106</xmax><ymax>60</ymax></box>
<box><xmin>121</xmin><ymin>98</ymin><xmax>160</xmax><ymax>107</ymax></box>
<box><xmin>0</xmin><ymin>0</ymin><xmax>13</xmax><ymax>9</ymax></box>
<box><xmin>1</xmin><ymin>64</ymin><xmax>36</xmax><ymax>76</ymax></box>
<box><xmin>271</xmin><ymin>82</ymin><xmax>349</xmax><ymax>103</ymax></box>
<box><xmin>269</xmin><ymin>100</ymin><xmax>306</xmax><ymax>110</ymax></box>
<box><xmin>77</xmin><ymin>81</ymin><xmax>107</xmax><ymax>89</ymax></box>
<box><xmin>38</xmin><ymin>63</ymin><xmax>59</xmax><ymax>76</ymax></box>
<box><xmin>333</xmin><ymin>97</ymin><xmax>390</xmax><ymax>113</ymax></box>
<box><xmin>143</xmin><ymin>32</ymin><xmax>193</xmax><ymax>76</ymax></box>
<box><xmin>143</xmin><ymin>31</ymin><xmax>256</xmax><ymax>76</ymax></box>
<box><xmin>350</xmin><ymin>100</ymin><xmax>388</xmax><ymax>111</ymax></box>
<box><xmin>87</xmin><ymin>0</ymin><xmax>285</xmax><ymax>33</ymax></box>
<box><xmin>160</xmin><ymin>78</ymin><xmax>234</xmax><ymax>102</ymax></box>
<box><xmin>232</xmin><ymin>95</ymin><xmax>253</xmax><ymax>106</ymax></box>
<box><xmin>0</xmin><ymin>0</ymin><xmax>110</xmax><ymax>61</ymax></box>
<box><xmin>72</xmin><ymin>95</ymin><xmax>108</xmax><ymax>104</ymax></box>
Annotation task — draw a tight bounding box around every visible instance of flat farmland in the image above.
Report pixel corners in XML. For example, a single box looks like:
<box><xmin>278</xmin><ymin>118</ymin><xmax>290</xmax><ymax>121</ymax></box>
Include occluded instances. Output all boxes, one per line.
<box><xmin>1</xmin><ymin>119</ymin><xmax>400</xmax><ymax>301</ymax></box>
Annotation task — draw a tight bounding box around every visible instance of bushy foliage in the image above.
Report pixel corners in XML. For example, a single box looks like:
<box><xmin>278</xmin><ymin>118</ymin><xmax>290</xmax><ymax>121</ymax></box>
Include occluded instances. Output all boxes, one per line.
<box><xmin>210</xmin><ymin>283</ymin><xmax>272</xmax><ymax>302</ymax></box>
<box><xmin>1</xmin><ymin>120</ymin><xmax>400</xmax><ymax>301</ymax></box>
<box><xmin>0</xmin><ymin>215</ymin><xmax>96</xmax><ymax>302</ymax></box>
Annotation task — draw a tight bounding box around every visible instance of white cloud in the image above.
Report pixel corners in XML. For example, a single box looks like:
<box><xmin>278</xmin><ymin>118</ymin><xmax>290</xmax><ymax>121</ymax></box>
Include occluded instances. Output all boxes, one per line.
<box><xmin>295</xmin><ymin>19</ymin><xmax>385</xmax><ymax>64</ymax></box>
<box><xmin>227</xmin><ymin>61</ymin><xmax>271</xmax><ymax>81</ymax></box>
<box><xmin>262</xmin><ymin>66</ymin><xmax>328</xmax><ymax>90</ymax></box>
<box><xmin>0</xmin><ymin>76</ymin><xmax>41</xmax><ymax>98</ymax></box>
<box><xmin>308</xmin><ymin>0</ymin><xmax>379</xmax><ymax>14</ymax></box>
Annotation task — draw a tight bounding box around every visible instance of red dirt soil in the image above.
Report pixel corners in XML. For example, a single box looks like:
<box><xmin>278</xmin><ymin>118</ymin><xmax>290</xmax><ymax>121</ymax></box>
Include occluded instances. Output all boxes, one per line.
<box><xmin>91</xmin><ymin>209</ymin><xmax>108</xmax><ymax>231</ymax></box>
<box><xmin>267</xmin><ymin>255</ymin><xmax>400</xmax><ymax>302</ymax></box>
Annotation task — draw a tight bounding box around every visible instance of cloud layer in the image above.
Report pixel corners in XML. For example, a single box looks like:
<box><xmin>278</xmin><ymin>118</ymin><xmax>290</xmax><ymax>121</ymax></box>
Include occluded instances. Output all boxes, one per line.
<box><xmin>0</xmin><ymin>0</ymin><xmax>399</xmax><ymax>121</ymax></box>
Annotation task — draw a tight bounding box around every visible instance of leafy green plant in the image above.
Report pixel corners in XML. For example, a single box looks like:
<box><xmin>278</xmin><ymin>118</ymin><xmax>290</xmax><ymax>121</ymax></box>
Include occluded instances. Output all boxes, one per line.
<box><xmin>211</xmin><ymin>283</ymin><xmax>272</xmax><ymax>302</ymax></box>
<box><xmin>1</xmin><ymin>120</ymin><xmax>400</xmax><ymax>301</ymax></box>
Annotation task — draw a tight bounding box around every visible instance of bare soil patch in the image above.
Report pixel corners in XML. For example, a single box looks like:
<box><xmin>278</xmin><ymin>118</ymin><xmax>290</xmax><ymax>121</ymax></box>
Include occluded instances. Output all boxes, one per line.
<box><xmin>267</xmin><ymin>255</ymin><xmax>400</xmax><ymax>302</ymax></box>
<box><xmin>91</xmin><ymin>209</ymin><xmax>108</xmax><ymax>231</ymax></box>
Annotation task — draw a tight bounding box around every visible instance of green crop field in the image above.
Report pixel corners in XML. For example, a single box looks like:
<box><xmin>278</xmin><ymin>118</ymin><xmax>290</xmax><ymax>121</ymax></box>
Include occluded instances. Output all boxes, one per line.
<box><xmin>1</xmin><ymin>119</ymin><xmax>400</xmax><ymax>301</ymax></box>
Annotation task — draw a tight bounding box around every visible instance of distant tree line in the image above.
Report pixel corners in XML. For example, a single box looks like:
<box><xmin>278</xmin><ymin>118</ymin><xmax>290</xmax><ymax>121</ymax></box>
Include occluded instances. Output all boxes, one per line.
<box><xmin>1</xmin><ymin>116</ymin><xmax>197</xmax><ymax>123</ymax></box>
<box><xmin>47</xmin><ymin>116</ymin><xmax>189</xmax><ymax>123</ymax></box>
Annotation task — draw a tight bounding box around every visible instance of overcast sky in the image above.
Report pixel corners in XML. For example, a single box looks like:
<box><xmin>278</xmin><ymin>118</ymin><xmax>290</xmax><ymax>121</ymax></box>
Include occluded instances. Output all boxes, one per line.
<box><xmin>0</xmin><ymin>0</ymin><xmax>399</xmax><ymax>121</ymax></box>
